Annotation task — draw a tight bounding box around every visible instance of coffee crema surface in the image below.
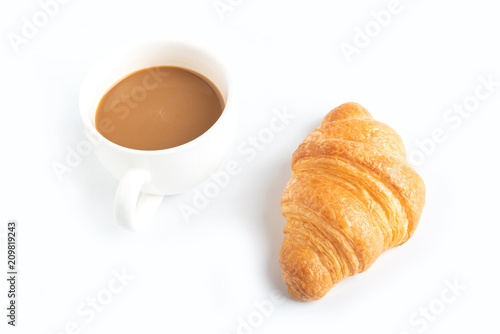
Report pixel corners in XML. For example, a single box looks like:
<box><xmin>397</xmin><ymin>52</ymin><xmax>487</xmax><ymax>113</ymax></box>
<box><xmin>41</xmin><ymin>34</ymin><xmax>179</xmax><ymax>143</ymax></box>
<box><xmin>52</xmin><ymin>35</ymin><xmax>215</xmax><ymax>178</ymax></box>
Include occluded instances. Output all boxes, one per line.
<box><xmin>95</xmin><ymin>66</ymin><xmax>225</xmax><ymax>150</ymax></box>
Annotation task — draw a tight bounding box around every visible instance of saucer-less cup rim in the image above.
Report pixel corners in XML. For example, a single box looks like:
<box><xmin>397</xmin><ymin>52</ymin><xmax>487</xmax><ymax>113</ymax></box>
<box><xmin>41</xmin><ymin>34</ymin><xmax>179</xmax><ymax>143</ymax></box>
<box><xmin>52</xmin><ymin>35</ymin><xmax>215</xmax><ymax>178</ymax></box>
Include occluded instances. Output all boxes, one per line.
<box><xmin>79</xmin><ymin>38</ymin><xmax>234</xmax><ymax>231</ymax></box>
<box><xmin>79</xmin><ymin>38</ymin><xmax>233</xmax><ymax>155</ymax></box>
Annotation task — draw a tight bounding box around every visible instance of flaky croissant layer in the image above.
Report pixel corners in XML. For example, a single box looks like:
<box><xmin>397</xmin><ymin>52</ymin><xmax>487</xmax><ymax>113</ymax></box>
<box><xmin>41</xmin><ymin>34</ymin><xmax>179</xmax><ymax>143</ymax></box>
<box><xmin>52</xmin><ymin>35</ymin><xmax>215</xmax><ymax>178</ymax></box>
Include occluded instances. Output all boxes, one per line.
<box><xmin>279</xmin><ymin>102</ymin><xmax>425</xmax><ymax>301</ymax></box>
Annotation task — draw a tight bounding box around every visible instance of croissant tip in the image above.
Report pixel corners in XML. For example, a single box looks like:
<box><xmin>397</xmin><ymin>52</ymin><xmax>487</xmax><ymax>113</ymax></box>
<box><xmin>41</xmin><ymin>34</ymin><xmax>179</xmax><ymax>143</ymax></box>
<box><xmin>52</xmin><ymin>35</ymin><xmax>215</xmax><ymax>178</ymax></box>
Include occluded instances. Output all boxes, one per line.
<box><xmin>280</xmin><ymin>236</ymin><xmax>334</xmax><ymax>301</ymax></box>
<box><xmin>282</xmin><ymin>269</ymin><xmax>330</xmax><ymax>302</ymax></box>
<box><xmin>322</xmin><ymin>102</ymin><xmax>372</xmax><ymax>124</ymax></box>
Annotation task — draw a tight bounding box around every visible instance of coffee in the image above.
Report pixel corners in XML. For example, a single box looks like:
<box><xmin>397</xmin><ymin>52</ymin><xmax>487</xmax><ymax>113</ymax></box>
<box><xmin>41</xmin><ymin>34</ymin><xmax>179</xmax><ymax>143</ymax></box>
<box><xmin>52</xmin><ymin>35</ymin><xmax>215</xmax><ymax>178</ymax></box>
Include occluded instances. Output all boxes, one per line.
<box><xmin>95</xmin><ymin>66</ymin><xmax>224</xmax><ymax>150</ymax></box>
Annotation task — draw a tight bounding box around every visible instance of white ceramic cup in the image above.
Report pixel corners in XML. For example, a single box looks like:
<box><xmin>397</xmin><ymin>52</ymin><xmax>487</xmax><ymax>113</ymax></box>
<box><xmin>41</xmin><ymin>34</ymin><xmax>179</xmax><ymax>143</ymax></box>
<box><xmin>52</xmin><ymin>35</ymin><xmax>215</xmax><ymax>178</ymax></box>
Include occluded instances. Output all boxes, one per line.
<box><xmin>79</xmin><ymin>39</ymin><xmax>236</xmax><ymax>231</ymax></box>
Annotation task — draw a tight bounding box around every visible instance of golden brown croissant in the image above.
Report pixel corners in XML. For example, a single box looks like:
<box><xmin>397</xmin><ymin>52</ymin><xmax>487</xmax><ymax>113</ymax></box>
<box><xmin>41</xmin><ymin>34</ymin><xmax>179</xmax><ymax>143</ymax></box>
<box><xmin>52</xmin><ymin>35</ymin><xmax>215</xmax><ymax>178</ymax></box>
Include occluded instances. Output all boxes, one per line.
<box><xmin>279</xmin><ymin>102</ymin><xmax>425</xmax><ymax>301</ymax></box>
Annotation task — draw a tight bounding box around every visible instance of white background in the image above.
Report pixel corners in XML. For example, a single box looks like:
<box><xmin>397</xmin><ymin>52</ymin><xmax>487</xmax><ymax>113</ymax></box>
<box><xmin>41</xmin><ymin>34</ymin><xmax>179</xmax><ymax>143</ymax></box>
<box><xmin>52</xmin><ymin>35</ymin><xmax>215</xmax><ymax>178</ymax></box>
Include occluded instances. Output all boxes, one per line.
<box><xmin>1</xmin><ymin>0</ymin><xmax>499</xmax><ymax>333</ymax></box>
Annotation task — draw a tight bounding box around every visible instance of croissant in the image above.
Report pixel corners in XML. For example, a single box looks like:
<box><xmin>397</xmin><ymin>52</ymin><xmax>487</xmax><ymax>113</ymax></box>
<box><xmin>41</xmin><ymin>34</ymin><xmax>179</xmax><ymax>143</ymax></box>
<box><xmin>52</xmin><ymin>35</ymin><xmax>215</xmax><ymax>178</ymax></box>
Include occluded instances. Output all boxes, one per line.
<box><xmin>279</xmin><ymin>102</ymin><xmax>425</xmax><ymax>301</ymax></box>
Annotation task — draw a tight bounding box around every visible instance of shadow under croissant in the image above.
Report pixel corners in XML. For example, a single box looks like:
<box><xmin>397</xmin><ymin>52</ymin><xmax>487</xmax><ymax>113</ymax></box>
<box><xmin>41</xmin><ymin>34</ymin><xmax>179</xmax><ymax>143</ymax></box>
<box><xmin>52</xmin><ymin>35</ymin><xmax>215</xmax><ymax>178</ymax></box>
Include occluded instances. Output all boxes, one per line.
<box><xmin>261</xmin><ymin>114</ymin><xmax>325</xmax><ymax>301</ymax></box>
<box><xmin>261</xmin><ymin>158</ymin><xmax>294</xmax><ymax>299</ymax></box>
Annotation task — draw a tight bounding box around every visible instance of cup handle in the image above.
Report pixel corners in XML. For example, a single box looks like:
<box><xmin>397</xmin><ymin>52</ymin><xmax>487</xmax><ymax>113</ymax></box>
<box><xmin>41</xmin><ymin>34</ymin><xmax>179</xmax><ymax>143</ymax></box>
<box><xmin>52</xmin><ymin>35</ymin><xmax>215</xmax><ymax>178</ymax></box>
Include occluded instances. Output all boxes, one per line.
<box><xmin>114</xmin><ymin>169</ymin><xmax>164</xmax><ymax>231</ymax></box>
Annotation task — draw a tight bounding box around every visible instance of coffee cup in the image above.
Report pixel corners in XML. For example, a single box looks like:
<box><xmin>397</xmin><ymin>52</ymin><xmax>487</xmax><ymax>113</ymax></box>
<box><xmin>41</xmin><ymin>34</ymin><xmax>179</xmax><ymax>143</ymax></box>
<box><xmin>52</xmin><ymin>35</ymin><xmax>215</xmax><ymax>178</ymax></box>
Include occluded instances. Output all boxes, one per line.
<box><xmin>79</xmin><ymin>39</ymin><xmax>236</xmax><ymax>231</ymax></box>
